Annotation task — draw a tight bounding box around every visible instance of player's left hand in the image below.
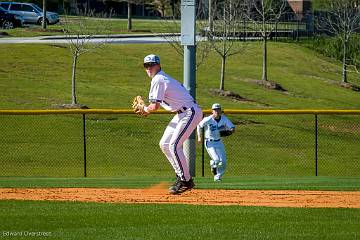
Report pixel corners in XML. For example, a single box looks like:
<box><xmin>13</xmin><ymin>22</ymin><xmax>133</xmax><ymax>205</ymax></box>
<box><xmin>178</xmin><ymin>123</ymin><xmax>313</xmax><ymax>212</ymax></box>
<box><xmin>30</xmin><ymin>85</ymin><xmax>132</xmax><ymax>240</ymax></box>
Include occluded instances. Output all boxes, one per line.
<box><xmin>219</xmin><ymin>130</ymin><xmax>233</xmax><ymax>137</ymax></box>
<box><xmin>132</xmin><ymin>96</ymin><xmax>149</xmax><ymax>116</ymax></box>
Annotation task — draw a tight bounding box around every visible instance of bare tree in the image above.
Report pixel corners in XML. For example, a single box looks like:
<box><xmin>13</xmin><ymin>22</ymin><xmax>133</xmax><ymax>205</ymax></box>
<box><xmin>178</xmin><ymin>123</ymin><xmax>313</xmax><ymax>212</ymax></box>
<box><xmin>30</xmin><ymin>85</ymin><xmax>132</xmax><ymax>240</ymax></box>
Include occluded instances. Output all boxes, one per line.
<box><xmin>170</xmin><ymin>0</ymin><xmax>180</xmax><ymax>18</ymax></box>
<box><xmin>127</xmin><ymin>1</ymin><xmax>132</xmax><ymax>30</ymax></box>
<box><xmin>203</xmin><ymin>0</ymin><xmax>247</xmax><ymax>90</ymax></box>
<box><xmin>62</xmin><ymin>8</ymin><xmax>111</xmax><ymax>107</ymax></box>
<box><xmin>316</xmin><ymin>0</ymin><xmax>360</xmax><ymax>84</ymax></box>
<box><xmin>148</xmin><ymin>0</ymin><xmax>182</xmax><ymax>17</ymax></box>
<box><xmin>245</xmin><ymin>0</ymin><xmax>286</xmax><ymax>83</ymax></box>
<box><xmin>147</xmin><ymin>0</ymin><xmax>178</xmax><ymax>17</ymax></box>
<box><xmin>156</xmin><ymin>0</ymin><xmax>212</xmax><ymax>69</ymax></box>
<box><xmin>208</xmin><ymin>0</ymin><xmax>213</xmax><ymax>32</ymax></box>
<box><xmin>113</xmin><ymin>0</ymin><xmax>144</xmax><ymax>31</ymax></box>
<box><xmin>125</xmin><ymin>0</ymin><xmax>140</xmax><ymax>31</ymax></box>
<box><xmin>159</xmin><ymin>0</ymin><xmax>246</xmax><ymax>90</ymax></box>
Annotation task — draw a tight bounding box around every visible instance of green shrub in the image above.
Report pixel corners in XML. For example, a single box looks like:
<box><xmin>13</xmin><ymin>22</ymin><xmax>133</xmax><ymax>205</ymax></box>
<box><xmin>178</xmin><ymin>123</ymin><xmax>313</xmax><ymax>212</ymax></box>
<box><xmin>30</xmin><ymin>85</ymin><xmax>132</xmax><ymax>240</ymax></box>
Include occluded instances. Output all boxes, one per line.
<box><xmin>301</xmin><ymin>35</ymin><xmax>360</xmax><ymax>68</ymax></box>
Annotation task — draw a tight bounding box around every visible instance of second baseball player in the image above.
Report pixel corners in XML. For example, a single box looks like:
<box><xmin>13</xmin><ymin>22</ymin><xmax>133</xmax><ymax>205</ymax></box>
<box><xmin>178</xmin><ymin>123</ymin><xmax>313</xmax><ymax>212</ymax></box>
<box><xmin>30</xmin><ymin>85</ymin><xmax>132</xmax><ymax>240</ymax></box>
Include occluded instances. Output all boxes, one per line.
<box><xmin>197</xmin><ymin>103</ymin><xmax>235</xmax><ymax>181</ymax></box>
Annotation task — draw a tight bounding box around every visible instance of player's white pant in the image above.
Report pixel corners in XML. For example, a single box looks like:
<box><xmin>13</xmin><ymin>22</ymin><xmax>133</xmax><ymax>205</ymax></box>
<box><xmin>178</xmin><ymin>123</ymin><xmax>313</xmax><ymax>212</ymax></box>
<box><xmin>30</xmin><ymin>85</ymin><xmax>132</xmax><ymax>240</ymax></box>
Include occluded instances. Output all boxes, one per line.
<box><xmin>159</xmin><ymin>105</ymin><xmax>203</xmax><ymax>181</ymax></box>
<box><xmin>205</xmin><ymin>140</ymin><xmax>227</xmax><ymax>181</ymax></box>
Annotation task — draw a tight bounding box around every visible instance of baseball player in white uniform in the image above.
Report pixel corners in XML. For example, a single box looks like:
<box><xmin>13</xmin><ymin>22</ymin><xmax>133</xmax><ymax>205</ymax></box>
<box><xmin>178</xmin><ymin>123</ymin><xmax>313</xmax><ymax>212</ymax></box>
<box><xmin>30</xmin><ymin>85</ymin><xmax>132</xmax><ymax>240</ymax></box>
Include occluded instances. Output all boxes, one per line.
<box><xmin>197</xmin><ymin>103</ymin><xmax>235</xmax><ymax>181</ymax></box>
<box><xmin>140</xmin><ymin>54</ymin><xmax>203</xmax><ymax>194</ymax></box>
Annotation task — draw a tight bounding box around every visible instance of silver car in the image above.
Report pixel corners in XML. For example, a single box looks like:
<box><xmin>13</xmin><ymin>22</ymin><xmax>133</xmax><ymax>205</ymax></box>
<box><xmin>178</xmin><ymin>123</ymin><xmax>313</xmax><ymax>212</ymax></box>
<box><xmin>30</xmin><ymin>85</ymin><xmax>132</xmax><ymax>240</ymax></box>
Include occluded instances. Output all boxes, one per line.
<box><xmin>0</xmin><ymin>2</ymin><xmax>59</xmax><ymax>25</ymax></box>
<box><xmin>0</xmin><ymin>6</ymin><xmax>24</xmax><ymax>29</ymax></box>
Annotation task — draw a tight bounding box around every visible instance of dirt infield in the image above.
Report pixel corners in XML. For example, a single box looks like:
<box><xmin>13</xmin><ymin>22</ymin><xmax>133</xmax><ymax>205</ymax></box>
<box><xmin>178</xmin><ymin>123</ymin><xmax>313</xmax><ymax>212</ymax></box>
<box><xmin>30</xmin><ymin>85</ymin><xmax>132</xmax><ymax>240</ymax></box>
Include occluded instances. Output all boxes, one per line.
<box><xmin>1</xmin><ymin>184</ymin><xmax>359</xmax><ymax>208</ymax></box>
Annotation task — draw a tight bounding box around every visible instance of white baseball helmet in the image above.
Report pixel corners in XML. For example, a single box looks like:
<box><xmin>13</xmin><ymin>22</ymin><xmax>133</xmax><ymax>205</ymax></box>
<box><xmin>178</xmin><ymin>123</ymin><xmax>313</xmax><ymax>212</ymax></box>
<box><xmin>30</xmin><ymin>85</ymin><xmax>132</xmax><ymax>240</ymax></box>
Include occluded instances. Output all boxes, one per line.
<box><xmin>144</xmin><ymin>54</ymin><xmax>160</xmax><ymax>64</ymax></box>
<box><xmin>211</xmin><ymin>103</ymin><xmax>221</xmax><ymax>110</ymax></box>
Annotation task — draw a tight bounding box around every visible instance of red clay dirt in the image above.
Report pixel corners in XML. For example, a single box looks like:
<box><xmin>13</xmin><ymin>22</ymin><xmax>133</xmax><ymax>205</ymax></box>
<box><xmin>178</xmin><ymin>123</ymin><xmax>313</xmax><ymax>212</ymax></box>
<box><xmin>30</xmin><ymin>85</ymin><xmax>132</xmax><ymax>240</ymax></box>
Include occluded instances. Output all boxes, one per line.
<box><xmin>1</xmin><ymin>183</ymin><xmax>359</xmax><ymax>208</ymax></box>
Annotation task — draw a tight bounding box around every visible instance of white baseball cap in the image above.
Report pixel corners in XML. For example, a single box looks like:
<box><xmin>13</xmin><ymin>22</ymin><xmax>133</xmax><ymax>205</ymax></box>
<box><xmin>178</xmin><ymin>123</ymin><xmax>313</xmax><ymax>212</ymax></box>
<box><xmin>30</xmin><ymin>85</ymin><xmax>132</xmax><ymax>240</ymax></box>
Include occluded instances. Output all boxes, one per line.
<box><xmin>144</xmin><ymin>54</ymin><xmax>160</xmax><ymax>64</ymax></box>
<box><xmin>211</xmin><ymin>103</ymin><xmax>221</xmax><ymax>110</ymax></box>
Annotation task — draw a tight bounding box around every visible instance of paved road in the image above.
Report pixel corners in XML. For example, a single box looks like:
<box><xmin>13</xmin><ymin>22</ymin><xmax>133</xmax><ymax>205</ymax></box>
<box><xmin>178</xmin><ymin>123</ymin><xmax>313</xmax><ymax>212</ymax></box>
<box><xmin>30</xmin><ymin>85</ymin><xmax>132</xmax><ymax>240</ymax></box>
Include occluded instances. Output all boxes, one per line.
<box><xmin>0</xmin><ymin>34</ymin><xmax>207</xmax><ymax>44</ymax></box>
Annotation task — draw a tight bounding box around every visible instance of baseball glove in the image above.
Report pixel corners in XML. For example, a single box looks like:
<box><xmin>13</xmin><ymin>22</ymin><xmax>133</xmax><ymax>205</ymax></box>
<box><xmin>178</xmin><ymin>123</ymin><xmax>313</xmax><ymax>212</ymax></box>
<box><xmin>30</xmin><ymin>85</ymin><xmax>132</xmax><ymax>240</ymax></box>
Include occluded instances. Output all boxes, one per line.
<box><xmin>219</xmin><ymin>130</ymin><xmax>233</xmax><ymax>137</ymax></box>
<box><xmin>132</xmin><ymin>95</ymin><xmax>147</xmax><ymax>115</ymax></box>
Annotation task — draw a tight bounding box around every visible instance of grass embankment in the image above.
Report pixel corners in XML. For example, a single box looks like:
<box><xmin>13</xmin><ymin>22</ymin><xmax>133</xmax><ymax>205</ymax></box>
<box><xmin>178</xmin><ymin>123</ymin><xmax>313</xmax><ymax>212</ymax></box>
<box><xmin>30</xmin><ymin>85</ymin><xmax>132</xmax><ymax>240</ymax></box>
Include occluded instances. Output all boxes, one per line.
<box><xmin>1</xmin><ymin>42</ymin><xmax>360</xmax><ymax>240</ymax></box>
<box><xmin>1</xmin><ymin>42</ymin><xmax>360</xmax><ymax>109</ymax></box>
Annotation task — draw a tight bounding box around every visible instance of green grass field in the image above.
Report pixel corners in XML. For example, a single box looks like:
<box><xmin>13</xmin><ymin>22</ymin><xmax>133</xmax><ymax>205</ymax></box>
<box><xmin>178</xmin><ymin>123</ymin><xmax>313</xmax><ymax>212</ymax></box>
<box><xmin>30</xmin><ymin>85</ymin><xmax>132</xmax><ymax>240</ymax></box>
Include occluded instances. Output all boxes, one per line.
<box><xmin>1</xmin><ymin>113</ymin><xmax>359</xmax><ymax>178</ymax></box>
<box><xmin>1</xmin><ymin>42</ymin><xmax>360</xmax><ymax>110</ymax></box>
<box><xmin>0</xmin><ymin>200</ymin><xmax>359</xmax><ymax>240</ymax></box>
<box><xmin>1</xmin><ymin>40</ymin><xmax>360</xmax><ymax>239</ymax></box>
<box><xmin>0</xmin><ymin>42</ymin><xmax>359</xmax><ymax>178</ymax></box>
<box><xmin>0</xmin><ymin>176</ymin><xmax>359</xmax><ymax>190</ymax></box>
<box><xmin>0</xmin><ymin>176</ymin><xmax>359</xmax><ymax>240</ymax></box>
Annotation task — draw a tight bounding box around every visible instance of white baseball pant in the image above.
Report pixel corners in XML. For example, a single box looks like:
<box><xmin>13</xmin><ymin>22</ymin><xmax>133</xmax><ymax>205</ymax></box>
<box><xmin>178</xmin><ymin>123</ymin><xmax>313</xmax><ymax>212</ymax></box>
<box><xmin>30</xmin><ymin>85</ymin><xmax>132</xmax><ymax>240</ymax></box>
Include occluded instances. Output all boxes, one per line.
<box><xmin>159</xmin><ymin>105</ymin><xmax>203</xmax><ymax>181</ymax></box>
<box><xmin>205</xmin><ymin>140</ymin><xmax>227</xmax><ymax>181</ymax></box>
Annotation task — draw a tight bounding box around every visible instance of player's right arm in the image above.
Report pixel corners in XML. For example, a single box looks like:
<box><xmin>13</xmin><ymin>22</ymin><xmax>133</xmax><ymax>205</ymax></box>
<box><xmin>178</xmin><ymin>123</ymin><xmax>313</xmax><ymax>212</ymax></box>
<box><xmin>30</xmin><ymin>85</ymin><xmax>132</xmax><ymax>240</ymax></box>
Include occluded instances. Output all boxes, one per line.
<box><xmin>196</xmin><ymin>125</ymin><xmax>202</xmax><ymax>143</ymax></box>
<box><xmin>146</xmin><ymin>75</ymin><xmax>165</xmax><ymax>113</ymax></box>
<box><xmin>197</xmin><ymin>117</ymin><xmax>208</xmax><ymax>143</ymax></box>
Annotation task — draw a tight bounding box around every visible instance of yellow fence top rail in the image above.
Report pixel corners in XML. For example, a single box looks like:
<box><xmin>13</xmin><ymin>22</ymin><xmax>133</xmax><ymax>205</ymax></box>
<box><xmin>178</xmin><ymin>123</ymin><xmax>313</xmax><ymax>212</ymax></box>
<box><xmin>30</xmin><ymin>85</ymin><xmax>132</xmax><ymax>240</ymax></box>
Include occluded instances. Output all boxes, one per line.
<box><xmin>0</xmin><ymin>109</ymin><xmax>360</xmax><ymax>115</ymax></box>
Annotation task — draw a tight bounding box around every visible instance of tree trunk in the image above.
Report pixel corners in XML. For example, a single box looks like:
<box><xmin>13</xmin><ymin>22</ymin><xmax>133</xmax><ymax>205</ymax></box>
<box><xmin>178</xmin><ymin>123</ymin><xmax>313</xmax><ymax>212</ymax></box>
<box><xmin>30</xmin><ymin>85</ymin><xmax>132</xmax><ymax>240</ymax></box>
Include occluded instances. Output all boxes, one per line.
<box><xmin>208</xmin><ymin>0</ymin><xmax>213</xmax><ymax>32</ymax></box>
<box><xmin>72</xmin><ymin>53</ymin><xmax>78</xmax><ymax>105</ymax></box>
<box><xmin>42</xmin><ymin>0</ymin><xmax>47</xmax><ymax>29</ymax></box>
<box><xmin>170</xmin><ymin>0</ymin><xmax>176</xmax><ymax>18</ymax></box>
<box><xmin>127</xmin><ymin>1</ymin><xmax>132</xmax><ymax>31</ymax></box>
<box><xmin>262</xmin><ymin>36</ymin><xmax>268</xmax><ymax>81</ymax></box>
<box><xmin>69</xmin><ymin>0</ymin><xmax>77</xmax><ymax>15</ymax></box>
<box><xmin>220</xmin><ymin>56</ymin><xmax>226</xmax><ymax>90</ymax></box>
<box><xmin>342</xmin><ymin>37</ymin><xmax>348</xmax><ymax>83</ymax></box>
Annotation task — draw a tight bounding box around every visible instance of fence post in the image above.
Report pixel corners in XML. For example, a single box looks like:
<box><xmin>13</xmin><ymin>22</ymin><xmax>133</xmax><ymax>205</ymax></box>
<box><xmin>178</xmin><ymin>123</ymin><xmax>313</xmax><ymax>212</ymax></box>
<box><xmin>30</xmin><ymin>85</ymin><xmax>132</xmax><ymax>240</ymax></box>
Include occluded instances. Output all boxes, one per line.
<box><xmin>315</xmin><ymin>114</ymin><xmax>318</xmax><ymax>176</ymax></box>
<box><xmin>83</xmin><ymin>114</ymin><xmax>87</xmax><ymax>177</ymax></box>
<box><xmin>201</xmin><ymin>127</ymin><xmax>205</xmax><ymax>177</ymax></box>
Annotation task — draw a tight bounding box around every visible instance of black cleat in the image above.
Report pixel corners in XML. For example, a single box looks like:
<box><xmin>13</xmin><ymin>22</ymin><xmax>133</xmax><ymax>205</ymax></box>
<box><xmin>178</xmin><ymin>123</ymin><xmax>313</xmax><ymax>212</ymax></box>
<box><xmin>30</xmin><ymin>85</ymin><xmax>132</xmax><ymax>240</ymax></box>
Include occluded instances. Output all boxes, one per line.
<box><xmin>169</xmin><ymin>180</ymin><xmax>183</xmax><ymax>194</ymax></box>
<box><xmin>182</xmin><ymin>178</ymin><xmax>195</xmax><ymax>191</ymax></box>
<box><xmin>169</xmin><ymin>178</ymin><xmax>195</xmax><ymax>195</ymax></box>
<box><xmin>211</xmin><ymin>167</ymin><xmax>217</xmax><ymax>175</ymax></box>
<box><xmin>169</xmin><ymin>175</ymin><xmax>181</xmax><ymax>191</ymax></box>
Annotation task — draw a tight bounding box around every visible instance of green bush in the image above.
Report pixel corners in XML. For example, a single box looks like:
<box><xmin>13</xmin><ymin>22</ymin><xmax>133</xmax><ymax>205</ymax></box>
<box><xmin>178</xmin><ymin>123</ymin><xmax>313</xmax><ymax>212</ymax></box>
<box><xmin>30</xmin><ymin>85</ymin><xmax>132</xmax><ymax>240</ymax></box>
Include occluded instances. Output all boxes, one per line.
<box><xmin>301</xmin><ymin>35</ymin><xmax>360</xmax><ymax>68</ymax></box>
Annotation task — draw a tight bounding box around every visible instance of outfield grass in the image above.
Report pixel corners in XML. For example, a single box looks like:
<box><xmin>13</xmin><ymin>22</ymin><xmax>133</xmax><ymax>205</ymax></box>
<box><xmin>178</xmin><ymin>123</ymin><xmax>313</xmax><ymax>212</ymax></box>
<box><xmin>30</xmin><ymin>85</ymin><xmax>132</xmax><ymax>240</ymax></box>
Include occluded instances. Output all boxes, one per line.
<box><xmin>0</xmin><ymin>42</ymin><xmax>359</xmax><ymax>179</ymax></box>
<box><xmin>1</xmin><ymin>113</ymin><xmax>359</xmax><ymax>178</ymax></box>
<box><xmin>1</xmin><ymin>41</ymin><xmax>359</xmax><ymax>240</ymax></box>
<box><xmin>0</xmin><ymin>200</ymin><xmax>359</xmax><ymax>240</ymax></box>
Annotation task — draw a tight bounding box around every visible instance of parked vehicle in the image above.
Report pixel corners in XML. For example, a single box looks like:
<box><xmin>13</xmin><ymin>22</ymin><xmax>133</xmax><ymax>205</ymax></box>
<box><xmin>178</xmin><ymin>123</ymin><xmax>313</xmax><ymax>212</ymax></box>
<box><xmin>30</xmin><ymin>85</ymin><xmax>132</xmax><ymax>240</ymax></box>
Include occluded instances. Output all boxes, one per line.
<box><xmin>0</xmin><ymin>2</ymin><xmax>59</xmax><ymax>25</ymax></box>
<box><xmin>0</xmin><ymin>6</ymin><xmax>23</xmax><ymax>29</ymax></box>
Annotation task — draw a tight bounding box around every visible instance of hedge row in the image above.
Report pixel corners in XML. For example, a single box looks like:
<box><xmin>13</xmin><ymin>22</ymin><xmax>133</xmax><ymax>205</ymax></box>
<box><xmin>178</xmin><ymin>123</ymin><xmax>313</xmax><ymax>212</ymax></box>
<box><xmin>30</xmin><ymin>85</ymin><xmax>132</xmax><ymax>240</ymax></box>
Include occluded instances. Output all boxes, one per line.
<box><xmin>301</xmin><ymin>34</ymin><xmax>360</xmax><ymax>68</ymax></box>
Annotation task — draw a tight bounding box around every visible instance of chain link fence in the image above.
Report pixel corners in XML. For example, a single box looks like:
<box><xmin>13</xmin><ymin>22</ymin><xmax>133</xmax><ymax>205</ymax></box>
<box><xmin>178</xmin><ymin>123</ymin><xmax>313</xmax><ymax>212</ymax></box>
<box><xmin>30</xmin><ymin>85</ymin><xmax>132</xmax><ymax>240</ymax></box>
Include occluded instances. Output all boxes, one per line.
<box><xmin>1</xmin><ymin>110</ymin><xmax>359</xmax><ymax>178</ymax></box>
